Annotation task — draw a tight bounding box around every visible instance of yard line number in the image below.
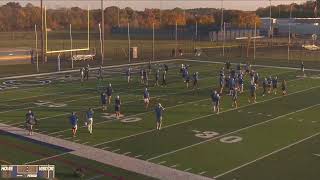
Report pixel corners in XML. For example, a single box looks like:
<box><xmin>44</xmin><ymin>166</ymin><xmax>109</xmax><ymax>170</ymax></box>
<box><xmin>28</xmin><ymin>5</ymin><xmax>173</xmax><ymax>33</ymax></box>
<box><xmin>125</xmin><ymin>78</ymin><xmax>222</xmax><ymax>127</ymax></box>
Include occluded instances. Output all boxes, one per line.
<box><xmin>101</xmin><ymin>113</ymin><xmax>142</xmax><ymax>123</ymax></box>
<box><xmin>193</xmin><ymin>130</ymin><xmax>243</xmax><ymax>144</ymax></box>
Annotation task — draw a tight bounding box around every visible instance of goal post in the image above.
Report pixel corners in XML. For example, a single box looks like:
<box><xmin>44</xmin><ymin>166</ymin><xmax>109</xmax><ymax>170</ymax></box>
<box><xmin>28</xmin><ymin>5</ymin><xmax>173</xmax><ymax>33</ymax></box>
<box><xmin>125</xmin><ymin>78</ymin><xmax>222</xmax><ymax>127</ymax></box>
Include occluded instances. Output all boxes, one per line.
<box><xmin>45</xmin><ymin>6</ymin><xmax>91</xmax><ymax>55</ymax></box>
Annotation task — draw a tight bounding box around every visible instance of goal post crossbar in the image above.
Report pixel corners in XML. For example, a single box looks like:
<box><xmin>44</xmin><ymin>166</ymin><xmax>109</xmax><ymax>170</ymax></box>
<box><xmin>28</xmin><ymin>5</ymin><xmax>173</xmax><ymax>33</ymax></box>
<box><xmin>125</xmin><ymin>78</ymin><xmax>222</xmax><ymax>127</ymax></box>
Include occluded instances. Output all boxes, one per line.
<box><xmin>45</xmin><ymin>6</ymin><xmax>90</xmax><ymax>55</ymax></box>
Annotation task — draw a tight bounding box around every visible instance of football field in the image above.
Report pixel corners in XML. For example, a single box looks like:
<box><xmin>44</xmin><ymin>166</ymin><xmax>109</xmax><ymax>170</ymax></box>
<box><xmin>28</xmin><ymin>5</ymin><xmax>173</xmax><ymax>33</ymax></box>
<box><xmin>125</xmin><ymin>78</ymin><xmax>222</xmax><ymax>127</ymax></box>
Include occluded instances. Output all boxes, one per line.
<box><xmin>1</xmin><ymin>59</ymin><xmax>320</xmax><ymax>180</ymax></box>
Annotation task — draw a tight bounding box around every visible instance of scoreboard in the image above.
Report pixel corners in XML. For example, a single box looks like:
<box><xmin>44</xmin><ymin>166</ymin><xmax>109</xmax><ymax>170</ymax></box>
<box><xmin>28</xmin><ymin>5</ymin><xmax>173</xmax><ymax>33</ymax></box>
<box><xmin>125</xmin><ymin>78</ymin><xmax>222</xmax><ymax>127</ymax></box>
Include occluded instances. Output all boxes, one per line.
<box><xmin>1</xmin><ymin>165</ymin><xmax>55</xmax><ymax>179</ymax></box>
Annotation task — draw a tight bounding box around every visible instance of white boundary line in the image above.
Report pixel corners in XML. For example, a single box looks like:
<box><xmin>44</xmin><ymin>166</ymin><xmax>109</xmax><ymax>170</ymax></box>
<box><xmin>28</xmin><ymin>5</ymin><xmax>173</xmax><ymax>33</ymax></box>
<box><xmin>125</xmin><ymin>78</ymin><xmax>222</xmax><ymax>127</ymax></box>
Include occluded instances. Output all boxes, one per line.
<box><xmin>214</xmin><ymin>132</ymin><xmax>320</xmax><ymax>179</ymax></box>
<box><xmin>0</xmin><ymin>59</ymin><xmax>178</xmax><ymax>81</ymax></box>
<box><xmin>24</xmin><ymin>152</ymin><xmax>70</xmax><ymax>165</ymax></box>
<box><xmin>184</xmin><ymin>168</ymin><xmax>192</xmax><ymax>172</ymax></box>
<box><xmin>146</xmin><ymin>103</ymin><xmax>320</xmax><ymax>161</ymax></box>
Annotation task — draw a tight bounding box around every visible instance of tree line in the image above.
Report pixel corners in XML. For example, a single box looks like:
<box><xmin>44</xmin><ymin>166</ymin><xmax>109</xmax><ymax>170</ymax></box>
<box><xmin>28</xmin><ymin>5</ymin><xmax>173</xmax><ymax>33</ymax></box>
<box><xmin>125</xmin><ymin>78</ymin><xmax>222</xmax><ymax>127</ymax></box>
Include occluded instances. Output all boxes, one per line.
<box><xmin>0</xmin><ymin>1</ymin><xmax>318</xmax><ymax>32</ymax></box>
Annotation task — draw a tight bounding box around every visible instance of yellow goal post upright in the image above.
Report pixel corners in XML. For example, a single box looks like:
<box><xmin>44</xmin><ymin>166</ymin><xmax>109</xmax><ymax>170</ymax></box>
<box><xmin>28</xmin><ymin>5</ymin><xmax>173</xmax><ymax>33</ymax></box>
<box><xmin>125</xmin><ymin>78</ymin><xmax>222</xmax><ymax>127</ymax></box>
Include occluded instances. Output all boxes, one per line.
<box><xmin>44</xmin><ymin>6</ymin><xmax>91</xmax><ymax>69</ymax></box>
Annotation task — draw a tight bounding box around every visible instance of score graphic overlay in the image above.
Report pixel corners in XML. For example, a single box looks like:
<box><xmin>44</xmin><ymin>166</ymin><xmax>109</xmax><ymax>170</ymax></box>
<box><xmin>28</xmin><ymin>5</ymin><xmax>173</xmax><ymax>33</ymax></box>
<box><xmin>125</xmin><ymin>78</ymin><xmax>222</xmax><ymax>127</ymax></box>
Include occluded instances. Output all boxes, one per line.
<box><xmin>1</xmin><ymin>165</ymin><xmax>55</xmax><ymax>179</ymax></box>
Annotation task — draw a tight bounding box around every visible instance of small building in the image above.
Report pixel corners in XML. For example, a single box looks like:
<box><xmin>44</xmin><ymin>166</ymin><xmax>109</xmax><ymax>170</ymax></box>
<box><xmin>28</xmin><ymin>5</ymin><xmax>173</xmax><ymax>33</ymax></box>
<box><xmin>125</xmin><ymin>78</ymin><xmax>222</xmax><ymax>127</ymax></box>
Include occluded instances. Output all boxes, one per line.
<box><xmin>260</xmin><ymin>17</ymin><xmax>320</xmax><ymax>37</ymax></box>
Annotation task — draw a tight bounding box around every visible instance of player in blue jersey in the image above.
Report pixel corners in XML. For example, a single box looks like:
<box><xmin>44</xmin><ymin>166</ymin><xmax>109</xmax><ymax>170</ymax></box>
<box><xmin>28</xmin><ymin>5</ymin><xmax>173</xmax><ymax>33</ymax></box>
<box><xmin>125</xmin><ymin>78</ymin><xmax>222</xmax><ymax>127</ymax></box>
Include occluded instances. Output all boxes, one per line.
<box><xmin>97</xmin><ymin>66</ymin><xmax>103</xmax><ymax>80</ymax></box>
<box><xmin>84</xmin><ymin>64</ymin><xmax>90</xmax><ymax>80</ymax></box>
<box><xmin>143</xmin><ymin>88</ymin><xmax>150</xmax><ymax>110</ymax></box>
<box><xmin>272</xmin><ymin>76</ymin><xmax>278</xmax><ymax>95</ymax></box>
<box><xmin>25</xmin><ymin>109</ymin><xmax>36</xmax><ymax>136</ymax></box>
<box><xmin>262</xmin><ymin>78</ymin><xmax>268</xmax><ymax>96</ymax></box>
<box><xmin>126</xmin><ymin>67</ymin><xmax>131</xmax><ymax>85</ymax></box>
<box><xmin>229</xmin><ymin>77</ymin><xmax>235</xmax><ymax>96</ymax></box>
<box><xmin>225</xmin><ymin>61</ymin><xmax>231</xmax><ymax>72</ymax></box>
<box><xmin>155</xmin><ymin>69</ymin><xmax>160</xmax><ymax>87</ymax></box>
<box><xmin>162</xmin><ymin>70</ymin><xmax>167</xmax><ymax>87</ymax></box>
<box><xmin>155</xmin><ymin>103</ymin><xmax>165</xmax><ymax>130</ymax></box>
<box><xmin>115</xmin><ymin>95</ymin><xmax>122</xmax><ymax>119</ymax></box>
<box><xmin>106</xmin><ymin>83</ymin><xmax>113</xmax><ymax>105</ymax></box>
<box><xmin>249</xmin><ymin>83</ymin><xmax>257</xmax><ymax>103</ymax></box>
<box><xmin>219</xmin><ymin>73</ymin><xmax>225</xmax><ymax>94</ymax></box>
<box><xmin>69</xmin><ymin>112</ymin><xmax>78</xmax><ymax>137</ymax></box>
<box><xmin>164</xmin><ymin>64</ymin><xmax>168</xmax><ymax>73</ymax></box>
<box><xmin>254</xmin><ymin>72</ymin><xmax>259</xmax><ymax>87</ymax></box>
<box><xmin>185</xmin><ymin>70</ymin><xmax>190</xmax><ymax>88</ymax></box>
<box><xmin>236</xmin><ymin>63</ymin><xmax>241</xmax><ymax>74</ymax></box>
<box><xmin>232</xmin><ymin>88</ymin><xmax>238</xmax><ymax>108</ymax></box>
<box><xmin>238</xmin><ymin>74</ymin><xmax>244</xmax><ymax>93</ymax></box>
<box><xmin>80</xmin><ymin>67</ymin><xmax>84</xmax><ymax>83</ymax></box>
<box><xmin>249</xmin><ymin>70</ymin><xmax>255</xmax><ymax>84</ymax></box>
<box><xmin>140</xmin><ymin>69</ymin><xmax>144</xmax><ymax>84</ymax></box>
<box><xmin>192</xmin><ymin>72</ymin><xmax>199</xmax><ymax>93</ymax></box>
<box><xmin>211</xmin><ymin>90</ymin><xmax>221</xmax><ymax>114</ymax></box>
<box><xmin>281</xmin><ymin>80</ymin><xmax>287</xmax><ymax>96</ymax></box>
<box><xmin>180</xmin><ymin>64</ymin><xmax>185</xmax><ymax>75</ymax></box>
<box><xmin>86</xmin><ymin>108</ymin><xmax>94</xmax><ymax>134</ymax></box>
<box><xmin>101</xmin><ymin>92</ymin><xmax>107</xmax><ymax>111</ymax></box>
<box><xmin>301</xmin><ymin>61</ymin><xmax>305</xmax><ymax>76</ymax></box>
<box><xmin>143</xmin><ymin>69</ymin><xmax>149</xmax><ymax>86</ymax></box>
<box><xmin>244</xmin><ymin>63</ymin><xmax>250</xmax><ymax>74</ymax></box>
<box><xmin>267</xmin><ymin>76</ymin><xmax>272</xmax><ymax>94</ymax></box>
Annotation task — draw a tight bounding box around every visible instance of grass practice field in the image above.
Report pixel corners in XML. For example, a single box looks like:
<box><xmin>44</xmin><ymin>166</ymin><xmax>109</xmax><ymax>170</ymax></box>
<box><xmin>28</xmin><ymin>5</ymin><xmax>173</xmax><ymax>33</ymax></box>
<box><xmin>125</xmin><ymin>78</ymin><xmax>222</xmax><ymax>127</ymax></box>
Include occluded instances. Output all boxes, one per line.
<box><xmin>0</xmin><ymin>59</ymin><xmax>320</xmax><ymax>179</ymax></box>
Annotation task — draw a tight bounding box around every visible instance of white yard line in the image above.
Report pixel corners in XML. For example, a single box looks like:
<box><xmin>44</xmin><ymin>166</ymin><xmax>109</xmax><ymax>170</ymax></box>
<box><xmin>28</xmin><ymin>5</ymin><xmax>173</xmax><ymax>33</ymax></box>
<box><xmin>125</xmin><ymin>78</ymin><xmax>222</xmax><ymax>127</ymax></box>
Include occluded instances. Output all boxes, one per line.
<box><xmin>24</xmin><ymin>152</ymin><xmax>70</xmax><ymax>165</ymax></box>
<box><xmin>214</xmin><ymin>132</ymin><xmax>320</xmax><ymax>179</ymax></box>
<box><xmin>94</xmin><ymin>84</ymin><xmax>320</xmax><ymax>147</ymax></box>
<box><xmin>146</xmin><ymin>104</ymin><xmax>320</xmax><ymax>161</ymax></box>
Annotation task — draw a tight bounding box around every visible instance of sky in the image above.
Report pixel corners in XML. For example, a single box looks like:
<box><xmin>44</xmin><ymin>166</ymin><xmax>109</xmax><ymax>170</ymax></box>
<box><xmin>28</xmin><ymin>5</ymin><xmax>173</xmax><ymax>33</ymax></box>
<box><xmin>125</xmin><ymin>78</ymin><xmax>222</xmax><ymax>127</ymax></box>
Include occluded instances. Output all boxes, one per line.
<box><xmin>0</xmin><ymin>0</ymin><xmax>308</xmax><ymax>11</ymax></box>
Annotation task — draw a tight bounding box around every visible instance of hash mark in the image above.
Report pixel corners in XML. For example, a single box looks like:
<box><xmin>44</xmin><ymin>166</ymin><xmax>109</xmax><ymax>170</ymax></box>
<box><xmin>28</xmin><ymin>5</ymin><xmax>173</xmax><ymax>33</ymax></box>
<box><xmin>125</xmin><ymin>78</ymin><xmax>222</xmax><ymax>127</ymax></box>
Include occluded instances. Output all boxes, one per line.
<box><xmin>158</xmin><ymin>161</ymin><xmax>166</xmax><ymax>165</ymax></box>
<box><xmin>184</xmin><ymin>168</ymin><xmax>192</xmax><ymax>172</ymax></box>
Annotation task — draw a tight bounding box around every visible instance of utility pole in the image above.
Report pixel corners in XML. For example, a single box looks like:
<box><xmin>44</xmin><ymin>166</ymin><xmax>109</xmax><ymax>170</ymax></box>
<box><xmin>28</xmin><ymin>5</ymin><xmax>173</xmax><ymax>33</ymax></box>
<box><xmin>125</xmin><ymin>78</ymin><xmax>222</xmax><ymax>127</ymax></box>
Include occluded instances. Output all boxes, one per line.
<box><xmin>269</xmin><ymin>0</ymin><xmax>273</xmax><ymax>47</ymax></box>
<box><xmin>35</xmin><ymin>24</ymin><xmax>39</xmax><ymax>72</ymax></box>
<box><xmin>152</xmin><ymin>23</ymin><xmax>155</xmax><ymax>62</ymax></box>
<box><xmin>175</xmin><ymin>21</ymin><xmax>178</xmax><ymax>57</ymax></box>
<box><xmin>40</xmin><ymin>0</ymin><xmax>45</xmax><ymax>63</ymax></box>
<box><xmin>288</xmin><ymin>4</ymin><xmax>292</xmax><ymax>63</ymax></box>
<box><xmin>101</xmin><ymin>0</ymin><xmax>105</xmax><ymax>65</ymax></box>
<box><xmin>128</xmin><ymin>23</ymin><xmax>131</xmax><ymax>64</ymax></box>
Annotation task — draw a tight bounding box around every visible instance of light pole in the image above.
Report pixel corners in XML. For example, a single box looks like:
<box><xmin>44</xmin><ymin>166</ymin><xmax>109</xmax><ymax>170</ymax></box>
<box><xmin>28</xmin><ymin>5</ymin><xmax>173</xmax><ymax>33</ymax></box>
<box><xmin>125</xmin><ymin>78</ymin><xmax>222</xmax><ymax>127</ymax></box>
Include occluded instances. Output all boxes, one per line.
<box><xmin>70</xmin><ymin>24</ymin><xmax>73</xmax><ymax>69</ymax></box>
<box><xmin>35</xmin><ymin>24</ymin><xmax>39</xmax><ymax>72</ymax></box>
<box><xmin>128</xmin><ymin>22</ymin><xmax>131</xmax><ymax>63</ymax></box>
<box><xmin>288</xmin><ymin>4</ymin><xmax>292</xmax><ymax>63</ymax></box>
<box><xmin>101</xmin><ymin>0</ymin><xmax>105</xmax><ymax>65</ymax></box>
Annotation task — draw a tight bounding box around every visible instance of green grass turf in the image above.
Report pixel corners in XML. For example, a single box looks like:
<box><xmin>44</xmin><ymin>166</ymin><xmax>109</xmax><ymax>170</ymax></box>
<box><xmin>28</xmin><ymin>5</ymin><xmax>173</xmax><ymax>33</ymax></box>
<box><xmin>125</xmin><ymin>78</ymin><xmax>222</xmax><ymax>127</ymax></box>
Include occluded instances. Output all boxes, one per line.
<box><xmin>1</xmin><ymin>59</ymin><xmax>320</xmax><ymax>179</ymax></box>
<box><xmin>0</xmin><ymin>132</ymin><xmax>154</xmax><ymax>180</ymax></box>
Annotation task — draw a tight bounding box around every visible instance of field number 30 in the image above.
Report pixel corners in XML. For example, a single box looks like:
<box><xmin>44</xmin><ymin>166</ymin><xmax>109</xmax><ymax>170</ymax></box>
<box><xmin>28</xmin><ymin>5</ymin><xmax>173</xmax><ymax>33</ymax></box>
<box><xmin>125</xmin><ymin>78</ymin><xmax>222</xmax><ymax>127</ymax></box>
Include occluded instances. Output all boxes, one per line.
<box><xmin>193</xmin><ymin>130</ymin><xmax>242</xmax><ymax>144</ymax></box>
